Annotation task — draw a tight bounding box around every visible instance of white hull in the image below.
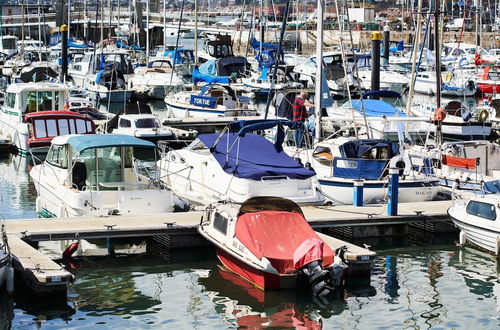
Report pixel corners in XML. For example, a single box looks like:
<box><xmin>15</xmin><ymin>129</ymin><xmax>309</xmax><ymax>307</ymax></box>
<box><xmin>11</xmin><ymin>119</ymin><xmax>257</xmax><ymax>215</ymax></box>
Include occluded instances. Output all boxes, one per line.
<box><xmin>166</xmin><ymin>102</ymin><xmax>254</xmax><ymax>118</ymax></box>
<box><xmin>318</xmin><ymin>178</ymin><xmax>439</xmax><ymax>204</ymax></box>
<box><xmin>31</xmin><ymin>171</ymin><xmax>174</xmax><ymax>217</ymax></box>
<box><xmin>160</xmin><ymin>150</ymin><xmax>324</xmax><ymax>206</ymax></box>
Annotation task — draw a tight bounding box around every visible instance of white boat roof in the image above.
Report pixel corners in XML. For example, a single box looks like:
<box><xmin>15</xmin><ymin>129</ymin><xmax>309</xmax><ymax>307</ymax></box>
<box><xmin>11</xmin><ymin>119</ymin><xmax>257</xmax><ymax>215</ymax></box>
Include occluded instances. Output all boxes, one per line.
<box><xmin>6</xmin><ymin>82</ymin><xmax>70</xmax><ymax>93</ymax></box>
<box><xmin>443</xmin><ymin>42</ymin><xmax>478</xmax><ymax>49</ymax></box>
<box><xmin>120</xmin><ymin>114</ymin><xmax>159</xmax><ymax>120</ymax></box>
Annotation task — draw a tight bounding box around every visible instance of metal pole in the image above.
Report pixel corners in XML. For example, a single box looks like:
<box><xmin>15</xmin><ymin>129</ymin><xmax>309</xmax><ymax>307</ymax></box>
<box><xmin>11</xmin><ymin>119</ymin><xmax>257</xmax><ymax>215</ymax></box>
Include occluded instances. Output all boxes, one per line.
<box><xmin>383</xmin><ymin>25</ymin><xmax>390</xmax><ymax>62</ymax></box>
<box><xmin>371</xmin><ymin>31</ymin><xmax>381</xmax><ymax>93</ymax></box>
<box><xmin>67</xmin><ymin>0</ymin><xmax>70</xmax><ymax>40</ymax></box>
<box><xmin>61</xmin><ymin>24</ymin><xmax>68</xmax><ymax>82</ymax></box>
<box><xmin>434</xmin><ymin>0</ymin><xmax>441</xmax><ymax>109</ymax></box>
<box><xmin>146</xmin><ymin>0</ymin><xmax>150</xmax><ymax>59</ymax></box>
<box><xmin>314</xmin><ymin>0</ymin><xmax>324</xmax><ymax>143</ymax></box>
<box><xmin>405</xmin><ymin>0</ymin><xmax>423</xmax><ymax>117</ymax></box>
<box><xmin>83</xmin><ymin>0</ymin><xmax>87</xmax><ymax>41</ymax></box>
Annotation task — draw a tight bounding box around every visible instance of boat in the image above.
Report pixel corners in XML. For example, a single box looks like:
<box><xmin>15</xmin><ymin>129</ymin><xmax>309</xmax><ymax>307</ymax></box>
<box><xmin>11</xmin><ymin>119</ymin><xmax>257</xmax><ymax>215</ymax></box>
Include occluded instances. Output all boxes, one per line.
<box><xmin>30</xmin><ymin>134</ymin><xmax>175</xmax><ymax>218</ymax></box>
<box><xmin>129</xmin><ymin>60</ymin><xmax>184</xmax><ymax>100</ymax></box>
<box><xmin>448</xmin><ymin>195</ymin><xmax>500</xmax><ymax>254</ymax></box>
<box><xmin>476</xmin><ymin>66</ymin><xmax>500</xmax><ymax>94</ymax></box>
<box><xmin>413</xmin><ymin>70</ymin><xmax>477</xmax><ymax>97</ymax></box>
<box><xmin>0</xmin><ymin>82</ymin><xmax>95</xmax><ymax>155</ymax></box>
<box><xmin>198</xmin><ymin>196</ymin><xmax>348</xmax><ymax>293</ymax></box>
<box><xmin>159</xmin><ymin>120</ymin><xmax>325</xmax><ymax>206</ymax></box>
<box><xmin>165</xmin><ymin>84</ymin><xmax>257</xmax><ymax>118</ymax></box>
<box><xmin>353</xmin><ymin>54</ymin><xmax>409</xmax><ymax>94</ymax></box>
<box><xmin>110</xmin><ymin>113</ymin><xmax>174</xmax><ymax>144</ymax></box>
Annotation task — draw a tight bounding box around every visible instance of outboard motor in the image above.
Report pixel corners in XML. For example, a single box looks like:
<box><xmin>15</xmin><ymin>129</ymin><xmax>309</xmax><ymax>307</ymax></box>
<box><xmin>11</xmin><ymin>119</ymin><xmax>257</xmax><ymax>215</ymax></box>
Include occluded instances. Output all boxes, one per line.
<box><xmin>327</xmin><ymin>246</ymin><xmax>348</xmax><ymax>287</ymax></box>
<box><xmin>301</xmin><ymin>260</ymin><xmax>332</xmax><ymax>296</ymax></box>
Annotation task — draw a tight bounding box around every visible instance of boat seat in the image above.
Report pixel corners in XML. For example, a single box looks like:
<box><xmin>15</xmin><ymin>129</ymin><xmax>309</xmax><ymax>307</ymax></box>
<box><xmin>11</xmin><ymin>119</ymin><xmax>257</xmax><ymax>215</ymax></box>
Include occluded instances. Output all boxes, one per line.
<box><xmin>72</xmin><ymin>162</ymin><xmax>87</xmax><ymax>191</ymax></box>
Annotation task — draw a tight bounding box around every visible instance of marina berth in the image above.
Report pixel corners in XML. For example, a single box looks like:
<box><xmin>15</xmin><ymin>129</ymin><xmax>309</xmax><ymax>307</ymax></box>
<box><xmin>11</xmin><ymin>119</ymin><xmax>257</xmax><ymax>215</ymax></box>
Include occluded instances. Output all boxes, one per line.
<box><xmin>159</xmin><ymin>120</ymin><xmax>325</xmax><ymax>206</ymax></box>
<box><xmin>30</xmin><ymin>134</ymin><xmax>175</xmax><ymax>218</ymax></box>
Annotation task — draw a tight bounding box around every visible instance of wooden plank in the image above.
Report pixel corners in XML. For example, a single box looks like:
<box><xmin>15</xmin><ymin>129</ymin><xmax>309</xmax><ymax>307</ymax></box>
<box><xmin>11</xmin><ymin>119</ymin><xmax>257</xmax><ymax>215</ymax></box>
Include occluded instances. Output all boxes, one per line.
<box><xmin>8</xmin><ymin>235</ymin><xmax>73</xmax><ymax>293</ymax></box>
<box><xmin>5</xmin><ymin>212</ymin><xmax>202</xmax><ymax>241</ymax></box>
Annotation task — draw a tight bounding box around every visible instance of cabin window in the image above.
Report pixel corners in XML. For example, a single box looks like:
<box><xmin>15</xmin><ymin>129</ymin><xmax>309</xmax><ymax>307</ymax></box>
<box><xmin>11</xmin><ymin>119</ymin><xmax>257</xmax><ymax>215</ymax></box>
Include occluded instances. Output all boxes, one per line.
<box><xmin>46</xmin><ymin>119</ymin><xmax>58</xmax><ymax>137</ymax></box>
<box><xmin>136</xmin><ymin>118</ymin><xmax>161</xmax><ymax>128</ymax></box>
<box><xmin>313</xmin><ymin>146</ymin><xmax>333</xmax><ymax>166</ymax></box>
<box><xmin>213</xmin><ymin>212</ymin><xmax>228</xmax><ymax>235</ymax></box>
<box><xmin>58</xmin><ymin>119</ymin><xmax>70</xmax><ymax>135</ymax></box>
<box><xmin>5</xmin><ymin>92</ymin><xmax>15</xmax><ymax>108</ymax></box>
<box><xmin>46</xmin><ymin>144</ymin><xmax>67</xmax><ymax>168</ymax></box>
<box><xmin>119</xmin><ymin>119</ymin><xmax>131</xmax><ymax>128</ymax></box>
<box><xmin>34</xmin><ymin>119</ymin><xmax>47</xmax><ymax>138</ymax></box>
<box><xmin>86</xmin><ymin>121</ymin><xmax>93</xmax><ymax>132</ymax></box>
<box><xmin>466</xmin><ymin>201</ymin><xmax>496</xmax><ymax>221</ymax></box>
<box><xmin>76</xmin><ymin>119</ymin><xmax>87</xmax><ymax>132</ymax></box>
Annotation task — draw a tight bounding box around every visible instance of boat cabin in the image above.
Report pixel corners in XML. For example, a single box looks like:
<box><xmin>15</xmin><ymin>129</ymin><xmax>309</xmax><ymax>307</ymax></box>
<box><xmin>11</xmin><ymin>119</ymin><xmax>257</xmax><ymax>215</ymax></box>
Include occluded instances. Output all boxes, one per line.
<box><xmin>48</xmin><ymin>134</ymin><xmax>159</xmax><ymax>192</ymax></box>
<box><xmin>2</xmin><ymin>82</ymin><xmax>70</xmax><ymax>121</ymax></box>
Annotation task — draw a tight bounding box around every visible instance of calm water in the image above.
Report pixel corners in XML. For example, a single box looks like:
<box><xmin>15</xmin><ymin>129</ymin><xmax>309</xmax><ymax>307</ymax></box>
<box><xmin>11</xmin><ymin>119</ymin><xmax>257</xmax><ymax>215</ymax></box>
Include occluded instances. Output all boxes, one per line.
<box><xmin>1</xmin><ymin>151</ymin><xmax>500</xmax><ymax>329</ymax></box>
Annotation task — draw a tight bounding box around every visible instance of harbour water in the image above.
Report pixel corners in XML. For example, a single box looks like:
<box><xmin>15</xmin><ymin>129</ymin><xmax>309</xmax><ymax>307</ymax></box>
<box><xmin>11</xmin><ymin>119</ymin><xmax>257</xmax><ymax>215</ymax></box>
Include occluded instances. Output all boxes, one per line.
<box><xmin>1</xmin><ymin>151</ymin><xmax>500</xmax><ymax>328</ymax></box>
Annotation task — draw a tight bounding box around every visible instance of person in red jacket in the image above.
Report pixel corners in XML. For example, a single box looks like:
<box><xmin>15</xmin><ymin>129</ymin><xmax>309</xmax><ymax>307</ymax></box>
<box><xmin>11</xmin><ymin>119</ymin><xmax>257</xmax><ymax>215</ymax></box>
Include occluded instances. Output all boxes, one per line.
<box><xmin>292</xmin><ymin>91</ymin><xmax>314</xmax><ymax>148</ymax></box>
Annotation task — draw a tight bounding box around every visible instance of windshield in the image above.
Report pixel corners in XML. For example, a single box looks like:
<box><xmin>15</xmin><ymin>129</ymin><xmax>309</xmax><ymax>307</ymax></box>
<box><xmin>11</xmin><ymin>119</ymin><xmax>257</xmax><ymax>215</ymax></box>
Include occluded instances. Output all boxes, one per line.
<box><xmin>135</xmin><ymin>118</ymin><xmax>161</xmax><ymax>128</ymax></box>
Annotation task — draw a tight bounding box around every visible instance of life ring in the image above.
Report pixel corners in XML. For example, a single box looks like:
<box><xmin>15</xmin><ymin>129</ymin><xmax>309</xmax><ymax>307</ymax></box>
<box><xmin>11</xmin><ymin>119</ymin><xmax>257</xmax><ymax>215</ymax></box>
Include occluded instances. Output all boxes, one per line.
<box><xmin>442</xmin><ymin>72</ymin><xmax>453</xmax><ymax>84</ymax></box>
<box><xmin>477</xmin><ymin>109</ymin><xmax>489</xmax><ymax>122</ymax></box>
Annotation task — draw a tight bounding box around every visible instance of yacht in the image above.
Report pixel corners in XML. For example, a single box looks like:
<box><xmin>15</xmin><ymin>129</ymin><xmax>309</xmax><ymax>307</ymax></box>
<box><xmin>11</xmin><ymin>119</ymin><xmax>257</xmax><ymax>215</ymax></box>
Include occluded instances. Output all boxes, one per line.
<box><xmin>30</xmin><ymin>134</ymin><xmax>175</xmax><ymax>218</ymax></box>
<box><xmin>129</xmin><ymin>60</ymin><xmax>184</xmax><ymax>100</ymax></box>
<box><xmin>159</xmin><ymin>120</ymin><xmax>325</xmax><ymax>206</ymax></box>
<box><xmin>111</xmin><ymin>113</ymin><xmax>174</xmax><ymax>144</ymax></box>
<box><xmin>0</xmin><ymin>82</ymin><xmax>94</xmax><ymax>155</ymax></box>
<box><xmin>413</xmin><ymin>71</ymin><xmax>477</xmax><ymax>97</ymax></box>
<box><xmin>448</xmin><ymin>195</ymin><xmax>500</xmax><ymax>255</ymax></box>
<box><xmin>165</xmin><ymin>84</ymin><xmax>256</xmax><ymax>118</ymax></box>
<box><xmin>291</xmin><ymin>138</ymin><xmax>440</xmax><ymax>205</ymax></box>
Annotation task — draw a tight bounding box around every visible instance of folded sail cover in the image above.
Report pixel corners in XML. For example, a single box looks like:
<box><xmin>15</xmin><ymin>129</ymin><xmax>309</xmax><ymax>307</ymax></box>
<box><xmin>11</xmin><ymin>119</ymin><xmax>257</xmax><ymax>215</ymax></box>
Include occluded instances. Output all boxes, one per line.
<box><xmin>442</xmin><ymin>154</ymin><xmax>477</xmax><ymax>169</ymax></box>
<box><xmin>235</xmin><ymin>211</ymin><xmax>334</xmax><ymax>274</ymax></box>
<box><xmin>197</xmin><ymin>133</ymin><xmax>316</xmax><ymax>180</ymax></box>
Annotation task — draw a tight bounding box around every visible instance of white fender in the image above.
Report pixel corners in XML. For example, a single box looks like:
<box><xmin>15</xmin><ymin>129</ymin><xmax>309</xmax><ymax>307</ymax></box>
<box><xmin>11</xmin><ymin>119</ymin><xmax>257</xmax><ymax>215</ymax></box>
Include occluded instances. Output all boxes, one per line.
<box><xmin>459</xmin><ymin>231</ymin><xmax>467</xmax><ymax>246</ymax></box>
<box><xmin>35</xmin><ymin>196</ymin><xmax>42</xmax><ymax>214</ymax></box>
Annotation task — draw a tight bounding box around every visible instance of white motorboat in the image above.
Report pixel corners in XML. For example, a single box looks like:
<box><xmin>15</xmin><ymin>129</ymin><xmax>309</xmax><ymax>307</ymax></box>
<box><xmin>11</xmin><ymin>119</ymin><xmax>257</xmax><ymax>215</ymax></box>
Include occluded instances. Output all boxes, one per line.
<box><xmin>448</xmin><ymin>195</ymin><xmax>500</xmax><ymax>254</ymax></box>
<box><xmin>411</xmin><ymin>98</ymin><xmax>493</xmax><ymax>141</ymax></box>
<box><xmin>159</xmin><ymin>120</ymin><xmax>325</xmax><ymax>206</ymax></box>
<box><xmin>413</xmin><ymin>70</ymin><xmax>477</xmax><ymax>96</ymax></box>
<box><xmin>291</xmin><ymin>138</ymin><xmax>440</xmax><ymax>205</ymax></box>
<box><xmin>68</xmin><ymin>50</ymin><xmax>133</xmax><ymax>102</ymax></box>
<box><xmin>199</xmin><ymin>197</ymin><xmax>348</xmax><ymax>293</ymax></box>
<box><xmin>355</xmin><ymin>67</ymin><xmax>409</xmax><ymax>94</ymax></box>
<box><xmin>129</xmin><ymin>60</ymin><xmax>184</xmax><ymax>100</ymax></box>
<box><xmin>30</xmin><ymin>134</ymin><xmax>175</xmax><ymax>218</ymax></box>
<box><xmin>0</xmin><ymin>82</ymin><xmax>95</xmax><ymax>155</ymax></box>
<box><xmin>165</xmin><ymin>84</ymin><xmax>257</xmax><ymax>118</ymax></box>
<box><xmin>111</xmin><ymin>113</ymin><xmax>174</xmax><ymax>144</ymax></box>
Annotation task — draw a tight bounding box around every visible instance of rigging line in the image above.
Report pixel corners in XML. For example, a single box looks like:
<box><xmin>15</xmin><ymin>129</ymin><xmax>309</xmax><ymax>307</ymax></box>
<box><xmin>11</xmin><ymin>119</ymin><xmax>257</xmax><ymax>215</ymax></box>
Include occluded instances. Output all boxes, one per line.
<box><xmin>263</xmin><ymin>0</ymin><xmax>292</xmax><ymax>119</ymax></box>
<box><xmin>170</xmin><ymin>0</ymin><xmax>186</xmax><ymax>87</ymax></box>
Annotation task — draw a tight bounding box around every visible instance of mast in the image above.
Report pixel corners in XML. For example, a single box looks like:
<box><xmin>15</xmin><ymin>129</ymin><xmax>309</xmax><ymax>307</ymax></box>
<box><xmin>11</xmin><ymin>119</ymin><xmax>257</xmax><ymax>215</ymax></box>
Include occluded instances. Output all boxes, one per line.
<box><xmin>163</xmin><ymin>0</ymin><xmax>167</xmax><ymax>48</ymax></box>
<box><xmin>67</xmin><ymin>0</ymin><xmax>70</xmax><ymax>41</ymax></box>
<box><xmin>194</xmin><ymin>0</ymin><xmax>198</xmax><ymax>89</ymax></box>
<box><xmin>146</xmin><ymin>0</ymin><xmax>150</xmax><ymax>58</ymax></box>
<box><xmin>314</xmin><ymin>0</ymin><xmax>324</xmax><ymax>143</ymax></box>
<box><xmin>434</xmin><ymin>0</ymin><xmax>441</xmax><ymax>109</ymax></box>
<box><xmin>405</xmin><ymin>0</ymin><xmax>423</xmax><ymax>116</ymax></box>
<box><xmin>37</xmin><ymin>0</ymin><xmax>42</xmax><ymax>61</ymax></box>
<box><xmin>83</xmin><ymin>0</ymin><xmax>87</xmax><ymax>41</ymax></box>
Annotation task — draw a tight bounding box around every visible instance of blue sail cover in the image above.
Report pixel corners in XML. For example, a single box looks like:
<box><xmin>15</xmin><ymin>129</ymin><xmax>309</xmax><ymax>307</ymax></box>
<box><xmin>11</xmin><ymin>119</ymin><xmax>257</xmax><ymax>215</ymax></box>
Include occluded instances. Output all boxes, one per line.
<box><xmin>197</xmin><ymin>133</ymin><xmax>316</xmax><ymax>180</ymax></box>
<box><xmin>250</xmin><ymin>38</ymin><xmax>279</xmax><ymax>50</ymax></box>
<box><xmin>348</xmin><ymin>99</ymin><xmax>406</xmax><ymax>117</ymax></box>
<box><xmin>192</xmin><ymin>67</ymin><xmax>229</xmax><ymax>84</ymax></box>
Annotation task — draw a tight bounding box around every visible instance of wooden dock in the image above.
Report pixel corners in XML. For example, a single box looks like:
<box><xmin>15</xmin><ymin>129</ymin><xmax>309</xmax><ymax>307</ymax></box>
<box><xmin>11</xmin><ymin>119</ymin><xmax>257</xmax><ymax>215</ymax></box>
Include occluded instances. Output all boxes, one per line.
<box><xmin>7</xmin><ymin>236</ymin><xmax>73</xmax><ymax>295</ymax></box>
<box><xmin>4</xmin><ymin>200</ymin><xmax>454</xmax><ymax>296</ymax></box>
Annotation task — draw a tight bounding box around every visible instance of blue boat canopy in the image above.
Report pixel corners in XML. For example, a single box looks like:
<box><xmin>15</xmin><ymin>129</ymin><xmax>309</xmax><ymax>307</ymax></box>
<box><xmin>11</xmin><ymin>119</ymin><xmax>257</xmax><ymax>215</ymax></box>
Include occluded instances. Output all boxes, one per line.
<box><xmin>197</xmin><ymin>133</ymin><xmax>316</xmax><ymax>180</ymax></box>
<box><xmin>64</xmin><ymin>134</ymin><xmax>156</xmax><ymax>154</ymax></box>
<box><xmin>193</xmin><ymin>67</ymin><xmax>229</xmax><ymax>84</ymax></box>
<box><xmin>346</xmin><ymin>99</ymin><xmax>406</xmax><ymax>117</ymax></box>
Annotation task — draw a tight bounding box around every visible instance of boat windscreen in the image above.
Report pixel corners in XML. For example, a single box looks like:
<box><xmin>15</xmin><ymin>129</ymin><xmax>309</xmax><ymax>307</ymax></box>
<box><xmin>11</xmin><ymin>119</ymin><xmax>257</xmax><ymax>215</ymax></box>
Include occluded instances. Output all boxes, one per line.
<box><xmin>238</xmin><ymin>196</ymin><xmax>303</xmax><ymax>216</ymax></box>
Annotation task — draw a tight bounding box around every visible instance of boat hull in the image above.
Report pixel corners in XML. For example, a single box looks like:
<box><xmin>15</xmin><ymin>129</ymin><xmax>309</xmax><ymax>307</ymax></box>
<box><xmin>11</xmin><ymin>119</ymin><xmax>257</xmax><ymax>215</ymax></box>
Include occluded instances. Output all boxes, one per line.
<box><xmin>318</xmin><ymin>178</ymin><xmax>439</xmax><ymax>204</ymax></box>
<box><xmin>477</xmin><ymin>83</ymin><xmax>500</xmax><ymax>94</ymax></box>
<box><xmin>216</xmin><ymin>247</ymin><xmax>296</xmax><ymax>290</ymax></box>
<box><xmin>449</xmin><ymin>211</ymin><xmax>500</xmax><ymax>254</ymax></box>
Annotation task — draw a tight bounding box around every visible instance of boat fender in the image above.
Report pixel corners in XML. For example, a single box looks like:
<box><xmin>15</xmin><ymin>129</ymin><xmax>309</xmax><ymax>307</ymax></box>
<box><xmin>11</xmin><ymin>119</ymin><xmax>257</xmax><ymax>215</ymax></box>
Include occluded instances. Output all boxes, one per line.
<box><xmin>57</xmin><ymin>204</ymin><xmax>66</xmax><ymax>218</ymax></box>
<box><xmin>35</xmin><ymin>196</ymin><xmax>42</xmax><ymax>214</ymax></box>
<box><xmin>477</xmin><ymin>109</ymin><xmax>489</xmax><ymax>122</ymax></box>
<box><xmin>6</xmin><ymin>266</ymin><xmax>14</xmax><ymax>295</ymax></box>
<box><xmin>63</xmin><ymin>242</ymin><xmax>79</xmax><ymax>259</ymax></box>
<box><xmin>459</xmin><ymin>231</ymin><xmax>466</xmax><ymax>246</ymax></box>
<box><xmin>442</xmin><ymin>72</ymin><xmax>453</xmax><ymax>84</ymax></box>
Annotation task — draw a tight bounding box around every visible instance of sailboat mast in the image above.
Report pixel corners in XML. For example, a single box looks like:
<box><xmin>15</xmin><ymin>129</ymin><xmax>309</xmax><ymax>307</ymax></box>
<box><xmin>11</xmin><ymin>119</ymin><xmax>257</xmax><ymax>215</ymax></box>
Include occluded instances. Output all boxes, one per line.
<box><xmin>405</xmin><ymin>0</ymin><xmax>423</xmax><ymax>116</ymax></box>
<box><xmin>194</xmin><ymin>0</ymin><xmax>198</xmax><ymax>66</ymax></box>
<box><xmin>37</xmin><ymin>0</ymin><xmax>42</xmax><ymax>61</ymax></box>
<box><xmin>146</xmin><ymin>0</ymin><xmax>150</xmax><ymax>58</ymax></box>
<box><xmin>83</xmin><ymin>0</ymin><xmax>87</xmax><ymax>41</ymax></box>
<box><xmin>163</xmin><ymin>0</ymin><xmax>167</xmax><ymax>48</ymax></box>
<box><xmin>314</xmin><ymin>0</ymin><xmax>324</xmax><ymax>143</ymax></box>
<box><xmin>434</xmin><ymin>0</ymin><xmax>441</xmax><ymax>109</ymax></box>
<box><xmin>67</xmin><ymin>0</ymin><xmax>70</xmax><ymax>41</ymax></box>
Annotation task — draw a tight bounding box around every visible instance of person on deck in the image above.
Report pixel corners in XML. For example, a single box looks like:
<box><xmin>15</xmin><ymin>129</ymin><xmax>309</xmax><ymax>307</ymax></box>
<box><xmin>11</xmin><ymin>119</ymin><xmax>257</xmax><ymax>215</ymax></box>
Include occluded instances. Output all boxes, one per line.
<box><xmin>292</xmin><ymin>91</ymin><xmax>314</xmax><ymax>148</ymax></box>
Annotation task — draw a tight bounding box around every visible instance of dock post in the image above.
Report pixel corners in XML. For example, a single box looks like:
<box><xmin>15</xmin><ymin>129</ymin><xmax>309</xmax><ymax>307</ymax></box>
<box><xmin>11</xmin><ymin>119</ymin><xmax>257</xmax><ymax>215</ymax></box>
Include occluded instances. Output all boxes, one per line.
<box><xmin>371</xmin><ymin>31</ymin><xmax>382</xmax><ymax>97</ymax></box>
<box><xmin>60</xmin><ymin>24</ymin><xmax>68</xmax><ymax>83</ymax></box>
<box><xmin>387</xmin><ymin>168</ymin><xmax>399</xmax><ymax>216</ymax></box>
<box><xmin>383</xmin><ymin>25</ymin><xmax>390</xmax><ymax>62</ymax></box>
<box><xmin>353</xmin><ymin>179</ymin><xmax>364</xmax><ymax>207</ymax></box>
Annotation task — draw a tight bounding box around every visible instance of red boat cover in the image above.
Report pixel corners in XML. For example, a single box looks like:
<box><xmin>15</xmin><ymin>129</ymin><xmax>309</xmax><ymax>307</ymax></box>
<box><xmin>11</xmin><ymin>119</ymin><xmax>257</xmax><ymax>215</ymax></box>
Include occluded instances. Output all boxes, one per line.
<box><xmin>235</xmin><ymin>211</ymin><xmax>334</xmax><ymax>274</ymax></box>
<box><xmin>442</xmin><ymin>154</ymin><xmax>476</xmax><ymax>169</ymax></box>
